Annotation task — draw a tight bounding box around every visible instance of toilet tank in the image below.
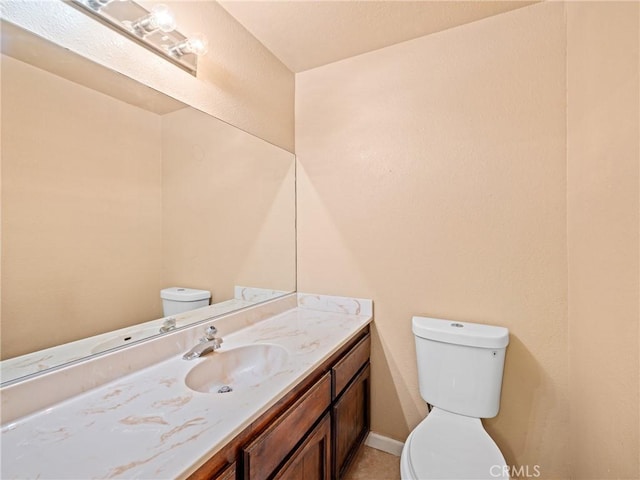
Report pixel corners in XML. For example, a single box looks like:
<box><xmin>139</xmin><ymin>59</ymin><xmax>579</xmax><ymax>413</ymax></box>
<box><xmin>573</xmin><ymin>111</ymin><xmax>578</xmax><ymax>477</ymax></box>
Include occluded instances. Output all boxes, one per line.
<box><xmin>413</xmin><ymin>316</ymin><xmax>509</xmax><ymax>418</ymax></box>
<box><xmin>161</xmin><ymin>287</ymin><xmax>211</xmax><ymax>316</ymax></box>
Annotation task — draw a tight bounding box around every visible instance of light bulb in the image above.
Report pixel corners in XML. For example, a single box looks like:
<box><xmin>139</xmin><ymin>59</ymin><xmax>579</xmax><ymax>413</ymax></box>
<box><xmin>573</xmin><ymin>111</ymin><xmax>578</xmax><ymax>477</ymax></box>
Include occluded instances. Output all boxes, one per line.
<box><xmin>185</xmin><ymin>34</ymin><xmax>209</xmax><ymax>56</ymax></box>
<box><xmin>171</xmin><ymin>34</ymin><xmax>209</xmax><ymax>57</ymax></box>
<box><xmin>149</xmin><ymin>4</ymin><xmax>177</xmax><ymax>33</ymax></box>
<box><xmin>132</xmin><ymin>4</ymin><xmax>176</xmax><ymax>35</ymax></box>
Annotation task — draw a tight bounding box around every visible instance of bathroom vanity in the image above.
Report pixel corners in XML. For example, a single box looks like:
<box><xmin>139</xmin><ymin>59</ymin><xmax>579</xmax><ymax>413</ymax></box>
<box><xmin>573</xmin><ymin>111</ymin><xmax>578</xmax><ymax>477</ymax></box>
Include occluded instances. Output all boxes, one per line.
<box><xmin>190</xmin><ymin>326</ymin><xmax>371</xmax><ymax>480</ymax></box>
<box><xmin>0</xmin><ymin>293</ymin><xmax>372</xmax><ymax>479</ymax></box>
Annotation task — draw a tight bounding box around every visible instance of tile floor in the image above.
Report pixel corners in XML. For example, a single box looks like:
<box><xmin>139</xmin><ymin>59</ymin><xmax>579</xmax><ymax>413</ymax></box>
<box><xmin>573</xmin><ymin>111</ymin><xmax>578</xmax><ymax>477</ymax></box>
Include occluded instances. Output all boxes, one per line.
<box><xmin>344</xmin><ymin>445</ymin><xmax>401</xmax><ymax>480</ymax></box>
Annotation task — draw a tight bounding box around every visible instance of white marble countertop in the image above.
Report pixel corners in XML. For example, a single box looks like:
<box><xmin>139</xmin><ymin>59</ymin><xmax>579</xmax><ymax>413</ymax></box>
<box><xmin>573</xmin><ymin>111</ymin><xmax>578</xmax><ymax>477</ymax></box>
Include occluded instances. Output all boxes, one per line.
<box><xmin>1</xmin><ymin>298</ymin><xmax>372</xmax><ymax>479</ymax></box>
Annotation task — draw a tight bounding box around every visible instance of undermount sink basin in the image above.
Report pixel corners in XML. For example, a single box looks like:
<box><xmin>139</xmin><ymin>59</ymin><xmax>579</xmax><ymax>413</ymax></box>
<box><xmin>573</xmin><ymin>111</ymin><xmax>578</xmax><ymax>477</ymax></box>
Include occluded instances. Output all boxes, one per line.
<box><xmin>185</xmin><ymin>344</ymin><xmax>289</xmax><ymax>394</ymax></box>
<box><xmin>91</xmin><ymin>326</ymin><xmax>162</xmax><ymax>354</ymax></box>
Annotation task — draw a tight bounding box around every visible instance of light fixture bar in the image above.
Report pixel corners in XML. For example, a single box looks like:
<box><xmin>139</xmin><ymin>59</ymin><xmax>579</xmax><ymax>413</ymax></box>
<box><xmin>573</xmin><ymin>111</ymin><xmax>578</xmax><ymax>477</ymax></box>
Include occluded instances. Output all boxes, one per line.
<box><xmin>68</xmin><ymin>0</ymin><xmax>205</xmax><ymax>76</ymax></box>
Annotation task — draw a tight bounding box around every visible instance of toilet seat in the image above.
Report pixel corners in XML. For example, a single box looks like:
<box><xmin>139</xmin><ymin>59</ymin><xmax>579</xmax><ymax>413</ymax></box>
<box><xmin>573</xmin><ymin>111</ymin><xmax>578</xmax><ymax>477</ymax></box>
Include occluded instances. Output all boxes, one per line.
<box><xmin>401</xmin><ymin>408</ymin><xmax>509</xmax><ymax>480</ymax></box>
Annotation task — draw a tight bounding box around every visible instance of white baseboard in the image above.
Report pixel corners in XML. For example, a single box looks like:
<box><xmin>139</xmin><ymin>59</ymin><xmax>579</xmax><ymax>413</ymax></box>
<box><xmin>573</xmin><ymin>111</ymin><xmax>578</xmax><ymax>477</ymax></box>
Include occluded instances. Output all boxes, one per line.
<box><xmin>365</xmin><ymin>432</ymin><xmax>404</xmax><ymax>457</ymax></box>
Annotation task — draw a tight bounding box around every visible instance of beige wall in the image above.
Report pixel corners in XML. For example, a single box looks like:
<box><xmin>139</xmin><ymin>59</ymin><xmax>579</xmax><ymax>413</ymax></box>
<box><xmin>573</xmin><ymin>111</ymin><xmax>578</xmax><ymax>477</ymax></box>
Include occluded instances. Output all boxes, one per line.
<box><xmin>144</xmin><ymin>0</ymin><xmax>295</xmax><ymax>152</ymax></box>
<box><xmin>296</xmin><ymin>2</ymin><xmax>569</xmax><ymax>477</ymax></box>
<box><xmin>161</xmin><ymin>107</ymin><xmax>296</xmax><ymax>301</ymax></box>
<box><xmin>2</xmin><ymin>1</ymin><xmax>295</xmax><ymax>152</ymax></box>
<box><xmin>1</xmin><ymin>55</ymin><xmax>164</xmax><ymax>359</ymax></box>
<box><xmin>567</xmin><ymin>2</ymin><xmax>640</xmax><ymax>478</ymax></box>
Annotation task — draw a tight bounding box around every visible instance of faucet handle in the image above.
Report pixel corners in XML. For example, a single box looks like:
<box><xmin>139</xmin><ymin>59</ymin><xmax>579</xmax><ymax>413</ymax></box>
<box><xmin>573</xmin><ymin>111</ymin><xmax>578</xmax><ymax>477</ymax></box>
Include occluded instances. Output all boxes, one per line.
<box><xmin>203</xmin><ymin>325</ymin><xmax>218</xmax><ymax>340</ymax></box>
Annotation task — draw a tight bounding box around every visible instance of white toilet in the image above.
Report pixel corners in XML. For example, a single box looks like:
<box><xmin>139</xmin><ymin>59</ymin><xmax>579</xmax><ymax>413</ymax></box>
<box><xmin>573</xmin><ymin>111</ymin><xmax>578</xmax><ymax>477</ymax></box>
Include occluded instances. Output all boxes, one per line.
<box><xmin>401</xmin><ymin>316</ymin><xmax>510</xmax><ymax>480</ymax></box>
<box><xmin>160</xmin><ymin>287</ymin><xmax>211</xmax><ymax>316</ymax></box>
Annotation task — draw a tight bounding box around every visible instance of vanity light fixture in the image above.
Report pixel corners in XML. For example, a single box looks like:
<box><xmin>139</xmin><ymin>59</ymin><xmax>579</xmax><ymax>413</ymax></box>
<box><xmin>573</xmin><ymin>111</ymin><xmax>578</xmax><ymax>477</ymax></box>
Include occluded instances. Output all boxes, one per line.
<box><xmin>170</xmin><ymin>33</ymin><xmax>209</xmax><ymax>57</ymax></box>
<box><xmin>131</xmin><ymin>4</ymin><xmax>176</xmax><ymax>36</ymax></box>
<box><xmin>70</xmin><ymin>0</ymin><xmax>207</xmax><ymax>75</ymax></box>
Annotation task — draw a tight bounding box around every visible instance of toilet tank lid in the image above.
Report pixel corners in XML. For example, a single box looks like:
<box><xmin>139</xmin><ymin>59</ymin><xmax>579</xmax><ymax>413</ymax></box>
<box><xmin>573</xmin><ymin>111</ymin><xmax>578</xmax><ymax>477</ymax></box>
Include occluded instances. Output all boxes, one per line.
<box><xmin>161</xmin><ymin>287</ymin><xmax>211</xmax><ymax>302</ymax></box>
<box><xmin>412</xmin><ymin>316</ymin><xmax>509</xmax><ymax>348</ymax></box>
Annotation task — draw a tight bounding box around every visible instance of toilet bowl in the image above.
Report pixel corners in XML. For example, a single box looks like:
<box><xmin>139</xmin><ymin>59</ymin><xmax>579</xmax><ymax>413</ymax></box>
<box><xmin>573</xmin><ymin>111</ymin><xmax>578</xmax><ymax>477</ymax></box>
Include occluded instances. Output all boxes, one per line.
<box><xmin>401</xmin><ymin>408</ymin><xmax>508</xmax><ymax>480</ymax></box>
<box><xmin>401</xmin><ymin>316</ymin><xmax>510</xmax><ymax>480</ymax></box>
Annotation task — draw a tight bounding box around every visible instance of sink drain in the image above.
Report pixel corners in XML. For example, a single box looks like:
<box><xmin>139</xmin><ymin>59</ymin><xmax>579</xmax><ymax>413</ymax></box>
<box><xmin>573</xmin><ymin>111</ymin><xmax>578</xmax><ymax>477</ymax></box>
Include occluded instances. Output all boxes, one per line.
<box><xmin>217</xmin><ymin>385</ymin><xmax>233</xmax><ymax>394</ymax></box>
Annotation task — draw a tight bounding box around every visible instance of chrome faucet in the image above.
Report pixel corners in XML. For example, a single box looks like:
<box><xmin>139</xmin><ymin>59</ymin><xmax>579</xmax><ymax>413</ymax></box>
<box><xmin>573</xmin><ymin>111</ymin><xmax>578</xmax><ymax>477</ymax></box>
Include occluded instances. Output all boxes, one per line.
<box><xmin>182</xmin><ymin>325</ymin><xmax>223</xmax><ymax>360</ymax></box>
<box><xmin>159</xmin><ymin>318</ymin><xmax>176</xmax><ymax>333</ymax></box>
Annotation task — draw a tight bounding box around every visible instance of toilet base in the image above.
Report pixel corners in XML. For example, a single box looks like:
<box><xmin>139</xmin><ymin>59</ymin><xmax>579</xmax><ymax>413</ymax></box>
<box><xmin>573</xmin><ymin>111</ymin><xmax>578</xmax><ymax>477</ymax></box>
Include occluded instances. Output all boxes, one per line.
<box><xmin>400</xmin><ymin>408</ymin><xmax>509</xmax><ymax>480</ymax></box>
<box><xmin>400</xmin><ymin>429</ymin><xmax>414</xmax><ymax>479</ymax></box>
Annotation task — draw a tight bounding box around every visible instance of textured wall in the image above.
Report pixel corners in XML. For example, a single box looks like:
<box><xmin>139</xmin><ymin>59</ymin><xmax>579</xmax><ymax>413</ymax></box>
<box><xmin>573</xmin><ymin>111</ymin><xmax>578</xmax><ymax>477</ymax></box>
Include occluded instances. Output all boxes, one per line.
<box><xmin>296</xmin><ymin>3</ymin><xmax>569</xmax><ymax>477</ymax></box>
<box><xmin>567</xmin><ymin>2</ymin><xmax>640</xmax><ymax>478</ymax></box>
<box><xmin>161</xmin><ymin>107</ymin><xmax>296</xmax><ymax>302</ymax></box>
<box><xmin>1</xmin><ymin>55</ymin><xmax>163</xmax><ymax>358</ymax></box>
<box><xmin>2</xmin><ymin>0</ymin><xmax>295</xmax><ymax>152</ymax></box>
<box><xmin>148</xmin><ymin>0</ymin><xmax>295</xmax><ymax>151</ymax></box>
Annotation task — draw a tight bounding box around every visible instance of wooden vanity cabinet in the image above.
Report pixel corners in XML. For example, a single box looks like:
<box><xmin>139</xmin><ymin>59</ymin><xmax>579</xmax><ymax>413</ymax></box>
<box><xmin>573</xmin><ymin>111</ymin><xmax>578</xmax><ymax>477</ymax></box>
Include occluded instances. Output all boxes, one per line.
<box><xmin>189</xmin><ymin>326</ymin><xmax>370</xmax><ymax>480</ymax></box>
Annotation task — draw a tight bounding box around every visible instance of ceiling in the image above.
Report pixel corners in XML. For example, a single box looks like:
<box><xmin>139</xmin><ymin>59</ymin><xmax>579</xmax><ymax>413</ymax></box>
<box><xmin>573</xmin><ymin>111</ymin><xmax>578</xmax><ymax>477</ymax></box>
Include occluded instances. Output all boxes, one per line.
<box><xmin>218</xmin><ymin>1</ymin><xmax>537</xmax><ymax>73</ymax></box>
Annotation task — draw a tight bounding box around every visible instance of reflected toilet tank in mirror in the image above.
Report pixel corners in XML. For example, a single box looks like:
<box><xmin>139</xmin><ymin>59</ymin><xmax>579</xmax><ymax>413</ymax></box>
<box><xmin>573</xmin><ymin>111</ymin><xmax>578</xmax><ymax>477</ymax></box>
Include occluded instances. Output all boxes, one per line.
<box><xmin>0</xmin><ymin>21</ymin><xmax>296</xmax><ymax>384</ymax></box>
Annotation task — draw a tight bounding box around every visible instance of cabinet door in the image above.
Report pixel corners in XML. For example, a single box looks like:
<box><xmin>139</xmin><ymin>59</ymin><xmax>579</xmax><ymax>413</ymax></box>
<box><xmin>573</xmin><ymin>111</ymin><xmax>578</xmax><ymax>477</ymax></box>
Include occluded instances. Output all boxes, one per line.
<box><xmin>332</xmin><ymin>363</ymin><xmax>370</xmax><ymax>479</ymax></box>
<box><xmin>242</xmin><ymin>373</ymin><xmax>331</xmax><ymax>480</ymax></box>
<box><xmin>274</xmin><ymin>414</ymin><xmax>331</xmax><ymax>480</ymax></box>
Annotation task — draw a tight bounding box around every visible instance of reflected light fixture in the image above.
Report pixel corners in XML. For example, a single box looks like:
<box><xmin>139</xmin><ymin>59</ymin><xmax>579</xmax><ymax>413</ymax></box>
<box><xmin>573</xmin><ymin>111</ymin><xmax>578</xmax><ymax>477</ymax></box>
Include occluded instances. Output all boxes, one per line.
<box><xmin>71</xmin><ymin>0</ymin><xmax>208</xmax><ymax>75</ymax></box>
<box><xmin>86</xmin><ymin>0</ymin><xmax>113</xmax><ymax>9</ymax></box>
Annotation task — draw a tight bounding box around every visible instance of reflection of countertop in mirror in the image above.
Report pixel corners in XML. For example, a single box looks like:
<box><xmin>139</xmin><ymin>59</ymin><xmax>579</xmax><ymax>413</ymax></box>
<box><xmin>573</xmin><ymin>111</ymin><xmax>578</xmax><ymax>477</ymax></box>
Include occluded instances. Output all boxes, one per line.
<box><xmin>0</xmin><ymin>298</ymin><xmax>254</xmax><ymax>384</ymax></box>
<box><xmin>1</xmin><ymin>286</ymin><xmax>289</xmax><ymax>385</ymax></box>
<box><xmin>0</xmin><ymin>293</ymin><xmax>372</xmax><ymax>479</ymax></box>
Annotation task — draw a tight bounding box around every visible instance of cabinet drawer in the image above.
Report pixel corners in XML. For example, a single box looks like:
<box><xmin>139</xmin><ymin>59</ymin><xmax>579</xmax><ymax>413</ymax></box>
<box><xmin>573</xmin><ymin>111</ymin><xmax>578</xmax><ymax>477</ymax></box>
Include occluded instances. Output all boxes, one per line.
<box><xmin>242</xmin><ymin>373</ymin><xmax>331</xmax><ymax>480</ymax></box>
<box><xmin>215</xmin><ymin>463</ymin><xmax>236</xmax><ymax>480</ymax></box>
<box><xmin>332</xmin><ymin>333</ymin><xmax>370</xmax><ymax>399</ymax></box>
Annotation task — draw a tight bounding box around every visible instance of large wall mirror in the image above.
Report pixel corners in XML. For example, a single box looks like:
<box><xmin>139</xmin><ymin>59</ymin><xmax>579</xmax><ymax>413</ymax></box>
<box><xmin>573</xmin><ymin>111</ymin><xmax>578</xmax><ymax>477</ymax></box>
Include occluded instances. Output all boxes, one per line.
<box><xmin>0</xmin><ymin>21</ymin><xmax>296</xmax><ymax>385</ymax></box>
